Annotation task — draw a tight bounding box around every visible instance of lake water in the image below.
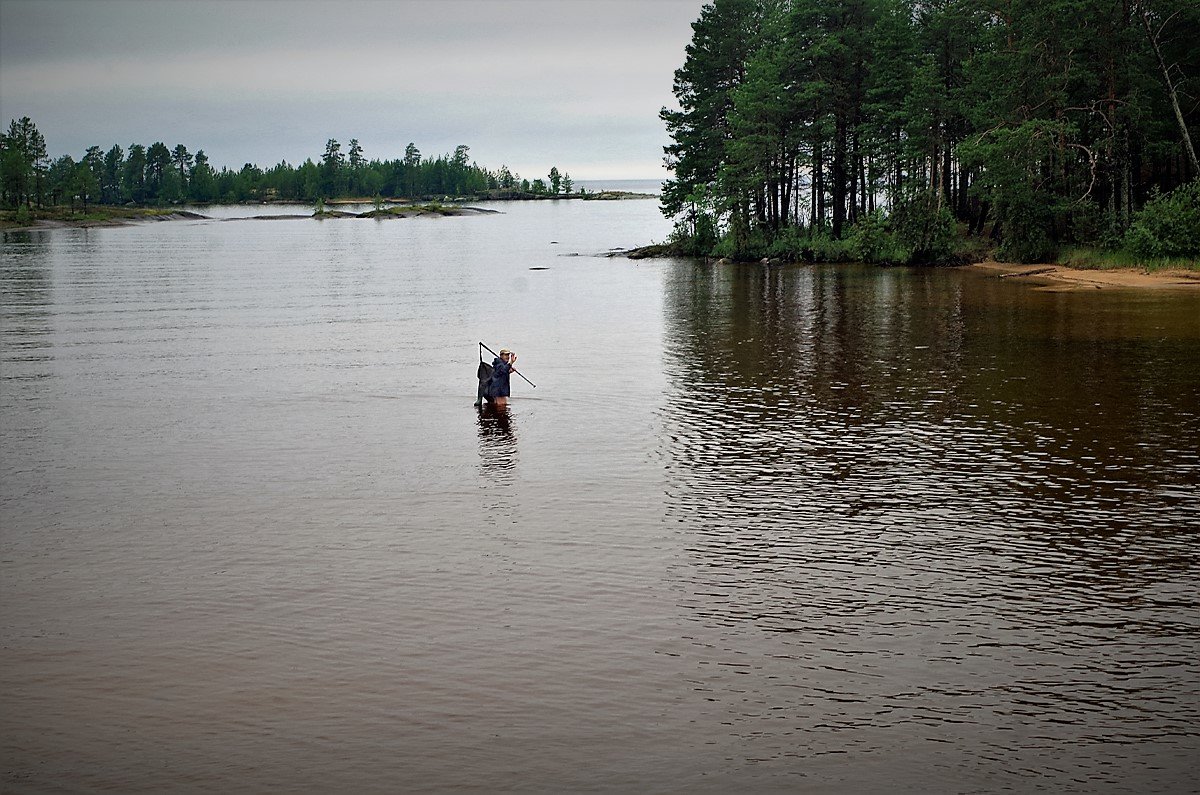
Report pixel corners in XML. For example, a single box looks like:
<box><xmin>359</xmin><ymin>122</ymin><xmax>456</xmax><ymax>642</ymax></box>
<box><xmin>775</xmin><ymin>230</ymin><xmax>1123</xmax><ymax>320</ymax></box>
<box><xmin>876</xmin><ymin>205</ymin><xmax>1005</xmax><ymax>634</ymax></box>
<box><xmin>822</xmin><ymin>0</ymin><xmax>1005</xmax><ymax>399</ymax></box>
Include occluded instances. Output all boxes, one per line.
<box><xmin>2</xmin><ymin>200</ymin><xmax>1198</xmax><ymax>792</ymax></box>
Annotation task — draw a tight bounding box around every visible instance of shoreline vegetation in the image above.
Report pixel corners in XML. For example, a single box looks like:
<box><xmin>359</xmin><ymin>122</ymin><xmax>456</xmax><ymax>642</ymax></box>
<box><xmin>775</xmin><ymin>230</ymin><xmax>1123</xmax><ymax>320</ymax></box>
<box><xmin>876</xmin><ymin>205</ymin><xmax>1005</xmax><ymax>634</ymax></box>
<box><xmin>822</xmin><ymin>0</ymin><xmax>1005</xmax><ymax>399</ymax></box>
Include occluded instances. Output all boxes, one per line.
<box><xmin>654</xmin><ymin>0</ymin><xmax>1199</xmax><ymax>275</ymax></box>
<box><xmin>612</xmin><ymin>243</ymin><xmax>1199</xmax><ymax>290</ymax></box>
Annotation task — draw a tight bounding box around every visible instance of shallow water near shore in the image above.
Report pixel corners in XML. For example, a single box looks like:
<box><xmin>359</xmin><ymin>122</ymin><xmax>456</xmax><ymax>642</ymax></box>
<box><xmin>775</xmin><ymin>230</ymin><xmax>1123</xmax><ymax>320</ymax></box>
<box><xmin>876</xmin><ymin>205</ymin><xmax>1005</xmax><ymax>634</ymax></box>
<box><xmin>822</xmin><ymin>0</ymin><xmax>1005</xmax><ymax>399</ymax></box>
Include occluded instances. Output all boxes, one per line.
<box><xmin>2</xmin><ymin>201</ymin><xmax>1199</xmax><ymax>792</ymax></box>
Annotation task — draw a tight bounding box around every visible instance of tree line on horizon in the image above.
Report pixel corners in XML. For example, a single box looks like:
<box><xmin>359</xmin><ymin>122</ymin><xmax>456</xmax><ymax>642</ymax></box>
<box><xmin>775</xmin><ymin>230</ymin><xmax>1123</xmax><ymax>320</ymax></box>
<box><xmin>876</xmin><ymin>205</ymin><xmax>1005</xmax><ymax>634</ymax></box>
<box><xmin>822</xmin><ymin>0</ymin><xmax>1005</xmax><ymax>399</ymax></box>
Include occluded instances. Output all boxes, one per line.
<box><xmin>662</xmin><ymin>0</ymin><xmax>1200</xmax><ymax>263</ymax></box>
<box><xmin>0</xmin><ymin>120</ymin><xmax>577</xmax><ymax>209</ymax></box>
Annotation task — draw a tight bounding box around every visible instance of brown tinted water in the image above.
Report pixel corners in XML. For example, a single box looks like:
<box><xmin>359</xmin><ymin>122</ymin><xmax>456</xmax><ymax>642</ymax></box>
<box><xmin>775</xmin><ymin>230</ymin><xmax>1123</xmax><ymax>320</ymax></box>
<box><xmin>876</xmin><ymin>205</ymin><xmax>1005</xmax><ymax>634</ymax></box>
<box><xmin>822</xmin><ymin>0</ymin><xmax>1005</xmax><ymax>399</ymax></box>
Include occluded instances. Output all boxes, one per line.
<box><xmin>2</xmin><ymin>204</ymin><xmax>1198</xmax><ymax>792</ymax></box>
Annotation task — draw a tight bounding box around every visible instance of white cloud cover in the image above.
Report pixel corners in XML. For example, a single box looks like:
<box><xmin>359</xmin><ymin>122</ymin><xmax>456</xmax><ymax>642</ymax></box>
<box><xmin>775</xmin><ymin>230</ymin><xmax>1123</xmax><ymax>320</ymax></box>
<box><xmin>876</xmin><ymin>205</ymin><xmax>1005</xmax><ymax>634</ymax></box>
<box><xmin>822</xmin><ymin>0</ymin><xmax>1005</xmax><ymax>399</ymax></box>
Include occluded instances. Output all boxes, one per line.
<box><xmin>0</xmin><ymin>0</ymin><xmax>703</xmax><ymax>179</ymax></box>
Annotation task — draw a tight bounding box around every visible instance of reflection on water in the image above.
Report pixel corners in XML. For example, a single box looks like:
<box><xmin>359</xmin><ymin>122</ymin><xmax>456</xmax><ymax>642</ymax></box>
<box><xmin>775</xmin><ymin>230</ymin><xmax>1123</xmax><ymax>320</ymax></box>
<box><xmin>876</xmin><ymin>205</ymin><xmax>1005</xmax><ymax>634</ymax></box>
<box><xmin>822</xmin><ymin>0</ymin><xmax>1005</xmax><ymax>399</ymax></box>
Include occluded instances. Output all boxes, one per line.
<box><xmin>477</xmin><ymin>404</ymin><xmax>518</xmax><ymax>474</ymax></box>
<box><xmin>0</xmin><ymin>231</ymin><xmax>52</xmax><ymax>370</ymax></box>
<box><xmin>477</xmin><ymin>405</ymin><xmax>519</xmax><ymax>525</ymax></box>
<box><xmin>2</xmin><ymin>211</ymin><xmax>1198</xmax><ymax>792</ymax></box>
<box><xmin>658</xmin><ymin>261</ymin><xmax>1200</xmax><ymax>787</ymax></box>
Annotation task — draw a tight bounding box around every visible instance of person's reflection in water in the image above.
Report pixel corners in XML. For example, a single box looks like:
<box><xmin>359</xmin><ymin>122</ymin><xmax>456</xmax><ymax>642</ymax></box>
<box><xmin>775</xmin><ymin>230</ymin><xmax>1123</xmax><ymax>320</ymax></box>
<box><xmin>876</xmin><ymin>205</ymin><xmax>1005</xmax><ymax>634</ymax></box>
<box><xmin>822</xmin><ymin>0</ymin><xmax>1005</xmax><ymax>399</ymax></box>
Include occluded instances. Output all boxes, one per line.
<box><xmin>476</xmin><ymin>404</ymin><xmax>519</xmax><ymax>512</ymax></box>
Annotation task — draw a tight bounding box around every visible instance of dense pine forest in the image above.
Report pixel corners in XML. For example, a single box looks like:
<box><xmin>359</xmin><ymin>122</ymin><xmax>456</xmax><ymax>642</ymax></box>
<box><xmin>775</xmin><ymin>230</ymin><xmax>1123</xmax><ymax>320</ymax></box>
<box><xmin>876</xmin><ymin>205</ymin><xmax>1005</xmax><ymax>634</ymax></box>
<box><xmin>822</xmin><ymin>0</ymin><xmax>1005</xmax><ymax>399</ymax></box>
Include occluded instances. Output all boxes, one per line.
<box><xmin>661</xmin><ymin>0</ymin><xmax>1200</xmax><ymax>264</ymax></box>
<box><xmin>0</xmin><ymin>121</ymin><xmax>576</xmax><ymax>215</ymax></box>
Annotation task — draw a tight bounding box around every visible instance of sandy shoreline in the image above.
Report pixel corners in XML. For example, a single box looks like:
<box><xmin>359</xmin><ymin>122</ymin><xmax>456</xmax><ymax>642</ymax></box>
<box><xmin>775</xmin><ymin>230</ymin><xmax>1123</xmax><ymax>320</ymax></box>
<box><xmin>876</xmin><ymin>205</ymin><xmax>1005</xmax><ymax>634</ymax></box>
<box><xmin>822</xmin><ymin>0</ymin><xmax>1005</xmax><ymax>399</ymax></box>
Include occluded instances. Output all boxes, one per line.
<box><xmin>966</xmin><ymin>259</ymin><xmax>1200</xmax><ymax>291</ymax></box>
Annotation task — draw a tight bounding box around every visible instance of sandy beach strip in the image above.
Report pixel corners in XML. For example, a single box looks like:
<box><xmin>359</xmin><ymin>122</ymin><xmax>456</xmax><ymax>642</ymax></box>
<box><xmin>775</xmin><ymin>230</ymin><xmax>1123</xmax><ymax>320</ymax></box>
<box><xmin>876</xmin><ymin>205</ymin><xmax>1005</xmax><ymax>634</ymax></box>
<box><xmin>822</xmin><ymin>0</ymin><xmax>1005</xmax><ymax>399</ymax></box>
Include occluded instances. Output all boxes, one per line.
<box><xmin>966</xmin><ymin>260</ymin><xmax>1200</xmax><ymax>291</ymax></box>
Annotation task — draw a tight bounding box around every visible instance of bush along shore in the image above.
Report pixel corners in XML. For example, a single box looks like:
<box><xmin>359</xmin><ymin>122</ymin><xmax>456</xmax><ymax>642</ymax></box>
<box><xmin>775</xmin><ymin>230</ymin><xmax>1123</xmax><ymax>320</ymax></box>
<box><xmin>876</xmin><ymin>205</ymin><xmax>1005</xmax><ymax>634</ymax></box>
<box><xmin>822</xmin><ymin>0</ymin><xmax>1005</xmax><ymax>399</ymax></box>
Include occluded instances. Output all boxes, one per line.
<box><xmin>625</xmin><ymin>179</ymin><xmax>1199</xmax><ymax>275</ymax></box>
<box><xmin>642</xmin><ymin>175</ymin><xmax>1198</xmax><ymax>274</ymax></box>
<box><xmin>611</xmin><ymin>236</ymin><xmax>1199</xmax><ymax>291</ymax></box>
<box><xmin>619</xmin><ymin>180</ymin><xmax>1198</xmax><ymax>273</ymax></box>
<box><xmin>656</xmin><ymin>0</ymin><xmax>1199</xmax><ymax>272</ymax></box>
<box><xmin>615</xmin><ymin>179</ymin><xmax>1198</xmax><ymax>287</ymax></box>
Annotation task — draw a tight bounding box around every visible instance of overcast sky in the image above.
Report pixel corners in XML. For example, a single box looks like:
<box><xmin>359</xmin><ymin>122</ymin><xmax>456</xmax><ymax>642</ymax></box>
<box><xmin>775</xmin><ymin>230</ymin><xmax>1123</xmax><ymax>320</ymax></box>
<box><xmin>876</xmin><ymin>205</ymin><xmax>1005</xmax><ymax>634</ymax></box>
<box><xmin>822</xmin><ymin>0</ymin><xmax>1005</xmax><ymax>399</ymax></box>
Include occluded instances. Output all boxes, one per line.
<box><xmin>0</xmin><ymin>0</ymin><xmax>705</xmax><ymax>180</ymax></box>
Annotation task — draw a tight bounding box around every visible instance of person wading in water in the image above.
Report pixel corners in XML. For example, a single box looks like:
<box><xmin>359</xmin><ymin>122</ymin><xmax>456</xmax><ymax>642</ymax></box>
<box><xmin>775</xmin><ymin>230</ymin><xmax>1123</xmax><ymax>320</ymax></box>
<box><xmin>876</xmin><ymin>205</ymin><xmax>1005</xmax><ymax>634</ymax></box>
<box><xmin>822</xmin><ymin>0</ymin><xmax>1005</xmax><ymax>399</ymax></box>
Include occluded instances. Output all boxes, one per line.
<box><xmin>484</xmin><ymin>348</ymin><xmax>516</xmax><ymax>409</ymax></box>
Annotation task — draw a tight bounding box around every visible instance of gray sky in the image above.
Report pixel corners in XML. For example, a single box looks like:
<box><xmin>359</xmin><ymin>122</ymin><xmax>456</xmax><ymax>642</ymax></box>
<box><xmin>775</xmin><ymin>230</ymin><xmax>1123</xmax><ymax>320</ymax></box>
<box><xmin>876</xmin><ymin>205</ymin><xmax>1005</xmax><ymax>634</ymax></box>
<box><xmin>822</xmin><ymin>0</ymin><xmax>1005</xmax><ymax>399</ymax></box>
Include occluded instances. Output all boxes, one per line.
<box><xmin>0</xmin><ymin>0</ymin><xmax>704</xmax><ymax>180</ymax></box>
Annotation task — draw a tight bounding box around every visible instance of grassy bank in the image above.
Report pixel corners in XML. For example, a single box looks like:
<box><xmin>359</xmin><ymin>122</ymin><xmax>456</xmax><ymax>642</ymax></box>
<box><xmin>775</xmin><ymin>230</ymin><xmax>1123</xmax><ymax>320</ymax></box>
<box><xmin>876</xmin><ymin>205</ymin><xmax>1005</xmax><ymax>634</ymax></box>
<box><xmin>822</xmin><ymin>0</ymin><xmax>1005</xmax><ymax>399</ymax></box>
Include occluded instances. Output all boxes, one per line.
<box><xmin>1058</xmin><ymin>247</ymin><xmax>1200</xmax><ymax>272</ymax></box>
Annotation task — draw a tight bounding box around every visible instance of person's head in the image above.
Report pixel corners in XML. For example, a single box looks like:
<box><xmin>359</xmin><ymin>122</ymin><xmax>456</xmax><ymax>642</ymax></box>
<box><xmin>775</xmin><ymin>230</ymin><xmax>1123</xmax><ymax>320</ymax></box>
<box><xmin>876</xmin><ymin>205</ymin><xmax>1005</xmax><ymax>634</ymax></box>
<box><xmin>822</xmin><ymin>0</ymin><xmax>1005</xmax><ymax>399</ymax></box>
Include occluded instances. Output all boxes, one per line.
<box><xmin>499</xmin><ymin>348</ymin><xmax>513</xmax><ymax>361</ymax></box>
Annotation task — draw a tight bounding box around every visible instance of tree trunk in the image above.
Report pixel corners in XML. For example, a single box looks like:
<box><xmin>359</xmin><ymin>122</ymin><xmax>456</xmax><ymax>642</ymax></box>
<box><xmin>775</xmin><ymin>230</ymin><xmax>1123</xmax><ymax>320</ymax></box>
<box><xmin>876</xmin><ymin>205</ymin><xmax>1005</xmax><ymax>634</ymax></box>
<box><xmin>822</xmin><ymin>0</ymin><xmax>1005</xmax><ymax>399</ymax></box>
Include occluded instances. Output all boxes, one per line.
<box><xmin>813</xmin><ymin>137</ymin><xmax>825</xmax><ymax>231</ymax></box>
<box><xmin>957</xmin><ymin>162</ymin><xmax>970</xmax><ymax>220</ymax></box>
<box><xmin>782</xmin><ymin>153</ymin><xmax>793</xmax><ymax>227</ymax></box>
<box><xmin>832</xmin><ymin>113</ymin><xmax>848</xmax><ymax>237</ymax></box>
<box><xmin>859</xmin><ymin>153</ymin><xmax>868</xmax><ymax>218</ymax></box>
<box><xmin>941</xmin><ymin>136</ymin><xmax>953</xmax><ymax>208</ymax></box>
<box><xmin>930</xmin><ymin>142</ymin><xmax>940</xmax><ymax>201</ymax></box>
<box><xmin>1120</xmin><ymin>126</ymin><xmax>1132</xmax><ymax>226</ymax></box>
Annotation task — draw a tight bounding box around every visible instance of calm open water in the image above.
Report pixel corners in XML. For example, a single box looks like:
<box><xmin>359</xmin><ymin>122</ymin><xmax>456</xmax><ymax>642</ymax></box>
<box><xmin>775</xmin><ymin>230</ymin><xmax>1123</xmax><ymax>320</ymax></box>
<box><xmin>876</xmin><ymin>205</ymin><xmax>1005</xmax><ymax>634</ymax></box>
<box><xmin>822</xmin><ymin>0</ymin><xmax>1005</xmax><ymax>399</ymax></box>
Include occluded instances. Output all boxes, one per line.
<box><xmin>2</xmin><ymin>200</ymin><xmax>1199</xmax><ymax>792</ymax></box>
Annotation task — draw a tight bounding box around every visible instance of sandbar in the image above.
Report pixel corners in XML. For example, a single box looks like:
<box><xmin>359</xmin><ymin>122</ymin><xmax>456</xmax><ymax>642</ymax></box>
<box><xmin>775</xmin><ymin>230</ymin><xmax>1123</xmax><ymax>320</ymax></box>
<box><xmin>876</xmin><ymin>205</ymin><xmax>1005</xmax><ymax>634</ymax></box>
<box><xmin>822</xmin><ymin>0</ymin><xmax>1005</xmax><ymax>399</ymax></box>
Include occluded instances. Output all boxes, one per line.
<box><xmin>966</xmin><ymin>259</ymin><xmax>1200</xmax><ymax>291</ymax></box>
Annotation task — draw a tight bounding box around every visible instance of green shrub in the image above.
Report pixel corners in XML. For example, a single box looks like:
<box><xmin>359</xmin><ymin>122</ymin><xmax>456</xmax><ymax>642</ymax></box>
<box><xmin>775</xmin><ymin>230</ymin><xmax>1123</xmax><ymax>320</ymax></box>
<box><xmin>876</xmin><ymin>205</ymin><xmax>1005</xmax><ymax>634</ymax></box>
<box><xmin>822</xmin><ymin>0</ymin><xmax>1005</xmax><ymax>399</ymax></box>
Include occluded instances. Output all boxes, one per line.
<box><xmin>1124</xmin><ymin>181</ymin><xmax>1200</xmax><ymax>258</ymax></box>
<box><xmin>711</xmin><ymin>230</ymin><xmax>763</xmax><ymax>260</ymax></box>
<box><xmin>808</xmin><ymin>233</ymin><xmax>853</xmax><ymax>262</ymax></box>
<box><xmin>890</xmin><ymin>190</ymin><xmax>956</xmax><ymax>264</ymax></box>
<box><xmin>848</xmin><ymin>211</ymin><xmax>906</xmax><ymax>264</ymax></box>
<box><xmin>756</xmin><ymin>225</ymin><xmax>851</xmax><ymax>262</ymax></box>
<box><xmin>952</xmin><ymin>234</ymin><xmax>992</xmax><ymax>265</ymax></box>
<box><xmin>668</xmin><ymin>213</ymin><xmax>719</xmax><ymax>256</ymax></box>
<box><xmin>711</xmin><ymin>235</ymin><xmax>740</xmax><ymax>259</ymax></box>
<box><xmin>765</xmin><ymin>225</ymin><xmax>807</xmax><ymax>260</ymax></box>
<box><xmin>958</xmin><ymin>121</ymin><xmax>1060</xmax><ymax>263</ymax></box>
<box><xmin>994</xmin><ymin>192</ymin><xmax>1056</xmax><ymax>263</ymax></box>
<box><xmin>998</xmin><ymin>231</ymin><xmax>1055</xmax><ymax>263</ymax></box>
<box><xmin>14</xmin><ymin>204</ymin><xmax>31</xmax><ymax>225</ymax></box>
<box><xmin>711</xmin><ymin>226</ymin><xmax>769</xmax><ymax>260</ymax></box>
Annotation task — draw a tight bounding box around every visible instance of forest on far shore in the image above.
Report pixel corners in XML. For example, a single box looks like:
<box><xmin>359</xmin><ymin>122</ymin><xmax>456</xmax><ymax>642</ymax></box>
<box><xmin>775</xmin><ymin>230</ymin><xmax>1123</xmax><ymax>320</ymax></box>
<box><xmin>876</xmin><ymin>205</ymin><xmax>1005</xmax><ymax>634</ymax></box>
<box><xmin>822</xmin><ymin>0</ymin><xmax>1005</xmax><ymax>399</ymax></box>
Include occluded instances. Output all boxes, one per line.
<box><xmin>661</xmin><ymin>0</ymin><xmax>1199</xmax><ymax>264</ymax></box>
<box><xmin>0</xmin><ymin>123</ymin><xmax>578</xmax><ymax>212</ymax></box>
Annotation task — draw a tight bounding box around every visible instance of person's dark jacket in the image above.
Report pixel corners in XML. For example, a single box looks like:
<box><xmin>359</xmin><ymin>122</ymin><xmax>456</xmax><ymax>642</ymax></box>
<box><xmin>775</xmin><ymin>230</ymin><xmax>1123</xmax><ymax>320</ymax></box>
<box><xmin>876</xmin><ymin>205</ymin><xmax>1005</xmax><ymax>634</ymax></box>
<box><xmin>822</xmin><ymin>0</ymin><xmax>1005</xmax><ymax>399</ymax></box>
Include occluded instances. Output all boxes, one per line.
<box><xmin>488</xmin><ymin>357</ymin><xmax>512</xmax><ymax>398</ymax></box>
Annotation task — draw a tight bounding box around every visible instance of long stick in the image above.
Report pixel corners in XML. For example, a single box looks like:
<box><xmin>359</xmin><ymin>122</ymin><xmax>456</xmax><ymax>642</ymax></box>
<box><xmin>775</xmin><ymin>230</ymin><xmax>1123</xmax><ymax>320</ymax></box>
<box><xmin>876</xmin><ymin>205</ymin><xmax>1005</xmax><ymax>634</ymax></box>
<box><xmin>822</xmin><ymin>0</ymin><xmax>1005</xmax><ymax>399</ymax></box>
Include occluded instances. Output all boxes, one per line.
<box><xmin>480</xmin><ymin>341</ymin><xmax>536</xmax><ymax>388</ymax></box>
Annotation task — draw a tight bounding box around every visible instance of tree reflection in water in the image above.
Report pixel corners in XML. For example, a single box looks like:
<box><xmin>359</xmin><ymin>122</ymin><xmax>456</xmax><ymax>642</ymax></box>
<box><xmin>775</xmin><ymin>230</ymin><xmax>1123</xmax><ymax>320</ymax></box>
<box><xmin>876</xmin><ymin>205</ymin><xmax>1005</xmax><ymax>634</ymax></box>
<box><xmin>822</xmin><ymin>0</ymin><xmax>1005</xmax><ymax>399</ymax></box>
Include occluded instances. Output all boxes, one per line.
<box><xmin>652</xmin><ymin>259</ymin><xmax>1200</xmax><ymax>783</ymax></box>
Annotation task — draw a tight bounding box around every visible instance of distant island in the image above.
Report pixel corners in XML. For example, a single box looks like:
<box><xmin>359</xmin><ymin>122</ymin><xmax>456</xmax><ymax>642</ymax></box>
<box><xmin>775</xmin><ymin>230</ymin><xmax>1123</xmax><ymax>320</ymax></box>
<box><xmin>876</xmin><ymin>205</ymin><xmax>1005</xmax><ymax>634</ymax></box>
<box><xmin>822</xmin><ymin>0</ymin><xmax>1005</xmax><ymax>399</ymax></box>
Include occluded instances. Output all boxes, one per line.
<box><xmin>0</xmin><ymin>194</ymin><xmax>660</xmax><ymax>232</ymax></box>
<box><xmin>0</xmin><ymin>117</ymin><xmax>652</xmax><ymax>230</ymax></box>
